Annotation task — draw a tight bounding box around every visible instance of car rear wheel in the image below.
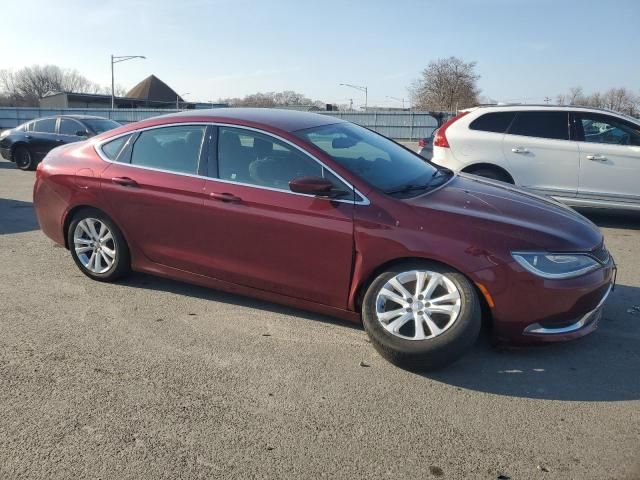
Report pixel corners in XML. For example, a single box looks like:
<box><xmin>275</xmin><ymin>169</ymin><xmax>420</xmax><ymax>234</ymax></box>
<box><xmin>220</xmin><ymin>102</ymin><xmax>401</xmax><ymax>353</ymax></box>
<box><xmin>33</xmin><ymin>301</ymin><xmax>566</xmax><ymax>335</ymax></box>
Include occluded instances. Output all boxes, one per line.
<box><xmin>13</xmin><ymin>145</ymin><xmax>35</xmax><ymax>171</ymax></box>
<box><xmin>362</xmin><ymin>262</ymin><xmax>481</xmax><ymax>370</ymax></box>
<box><xmin>68</xmin><ymin>209</ymin><xmax>131</xmax><ymax>282</ymax></box>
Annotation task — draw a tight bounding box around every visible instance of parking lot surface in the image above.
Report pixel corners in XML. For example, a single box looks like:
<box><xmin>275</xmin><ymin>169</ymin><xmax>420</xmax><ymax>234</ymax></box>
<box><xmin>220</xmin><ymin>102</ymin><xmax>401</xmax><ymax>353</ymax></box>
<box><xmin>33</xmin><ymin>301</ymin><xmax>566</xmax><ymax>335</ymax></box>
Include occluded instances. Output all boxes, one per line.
<box><xmin>0</xmin><ymin>157</ymin><xmax>638</xmax><ymax>479</ymax></box>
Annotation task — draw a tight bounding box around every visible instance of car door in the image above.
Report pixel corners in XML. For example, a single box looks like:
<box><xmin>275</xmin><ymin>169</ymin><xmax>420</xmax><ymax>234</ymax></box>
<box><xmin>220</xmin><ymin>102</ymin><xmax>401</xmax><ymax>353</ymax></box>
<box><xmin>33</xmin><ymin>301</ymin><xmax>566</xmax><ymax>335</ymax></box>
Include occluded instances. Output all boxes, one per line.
<box><xmin>58</xmin><ymin>118</ymin><xmax>88</xmax><ymax>145</ymax></box>
<box><xmin>573</xmin><ymin>112</ymin><xmax>640</xmax><ymax>206</ymax></box>
<box><xmin>29</xmin><ymin>117</ymin><xmax>60</xmax><ymax>160</ymax></box>
<box><xmin>502</xmin><ymin>111</ymin><xmax>579</xmax><ymax>199</ymax></box>
<box><xmin>99</xmin><ymin>124</ymin><xmax>211</xmax><ymax>272</ymax></box>
<box><xmin>198</xmin><ymin>126</ymin><xmax>355</xmax><ymax>308</ymax></box>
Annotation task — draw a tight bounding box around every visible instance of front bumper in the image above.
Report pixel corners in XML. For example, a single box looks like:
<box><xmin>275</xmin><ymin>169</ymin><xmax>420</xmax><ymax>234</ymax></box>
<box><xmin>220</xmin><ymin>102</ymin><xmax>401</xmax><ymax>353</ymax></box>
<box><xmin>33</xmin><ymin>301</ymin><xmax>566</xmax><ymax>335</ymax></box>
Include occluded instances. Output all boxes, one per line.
<box><xmin>473</xmin><ymin>256</ymin><xmax>615</xmax><ymax>345</ymax></box>
<box><xmin>521</xmin><ymin>283</ymin><xmax>611</xmax><ymax>340</ymax></box>
<box><xmin>0</xmin><ymin>147</ymin><xmax>12</xmax><ymax>160</ymax></box>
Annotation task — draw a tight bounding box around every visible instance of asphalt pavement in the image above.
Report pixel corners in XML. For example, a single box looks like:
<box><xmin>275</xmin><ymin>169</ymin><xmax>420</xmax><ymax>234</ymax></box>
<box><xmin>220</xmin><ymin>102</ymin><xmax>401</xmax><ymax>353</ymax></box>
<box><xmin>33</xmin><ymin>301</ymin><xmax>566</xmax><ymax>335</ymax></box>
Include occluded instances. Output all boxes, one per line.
<box><xmin>0</xmin><ymin>157</ymin><xmax>638</xmax><ymax>479</ymax></box>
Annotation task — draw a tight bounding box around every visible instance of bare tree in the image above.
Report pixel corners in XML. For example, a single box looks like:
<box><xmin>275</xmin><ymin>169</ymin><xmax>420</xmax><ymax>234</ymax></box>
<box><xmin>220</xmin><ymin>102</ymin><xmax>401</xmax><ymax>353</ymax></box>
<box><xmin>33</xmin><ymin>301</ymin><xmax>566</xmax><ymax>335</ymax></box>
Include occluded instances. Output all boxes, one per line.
<box><xmin>218</xmin><ymin>90</ymin><xmax>324</xmax><ymax>108</ymax></box>
<box><xmin>556</xmin><ymin>86</ymin><xmax>639</xmax><ymax>116</ymax></box>
<box><xmin>409</xmin><ymin>57</ymin><xmax>480</xmax><ymax>112</ymax></box>
<box><xmin>0</xmin><ymin>65</ymin><xmax>104</xmax><ymax>106</ymax></box>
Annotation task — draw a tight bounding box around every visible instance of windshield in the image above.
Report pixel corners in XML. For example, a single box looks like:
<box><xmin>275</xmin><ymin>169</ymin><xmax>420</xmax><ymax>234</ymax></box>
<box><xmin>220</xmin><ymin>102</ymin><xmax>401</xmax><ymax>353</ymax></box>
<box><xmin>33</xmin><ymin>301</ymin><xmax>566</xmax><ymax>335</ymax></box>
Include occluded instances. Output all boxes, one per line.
<box><xmin>295</xmin><ymin>122</ymin><xmax>441</xmax><ymax>194</ymax></box>
<box><xmin>83</xmin><ymin>118</ymin><xmax>121</xmax><ymax>134</ymax></box>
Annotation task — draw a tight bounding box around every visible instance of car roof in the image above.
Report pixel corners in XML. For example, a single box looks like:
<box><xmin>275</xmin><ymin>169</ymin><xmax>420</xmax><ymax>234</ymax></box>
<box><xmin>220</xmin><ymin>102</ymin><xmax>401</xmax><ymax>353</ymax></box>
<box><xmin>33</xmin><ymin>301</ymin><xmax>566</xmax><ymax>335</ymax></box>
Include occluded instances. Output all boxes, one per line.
<box><xmin>464</xmin><ymin>103</ymin><xmax>636</xmax><ymax>118</ymax></box>
<box><xmin>58</xmin><ymin>115</ymin><xmax>114</xmax><ymax>120</ymax></box>
<box><xmin>161</xmin><ymin>108</ymin><xmax>344</xmax><ymax>132</ymax></box>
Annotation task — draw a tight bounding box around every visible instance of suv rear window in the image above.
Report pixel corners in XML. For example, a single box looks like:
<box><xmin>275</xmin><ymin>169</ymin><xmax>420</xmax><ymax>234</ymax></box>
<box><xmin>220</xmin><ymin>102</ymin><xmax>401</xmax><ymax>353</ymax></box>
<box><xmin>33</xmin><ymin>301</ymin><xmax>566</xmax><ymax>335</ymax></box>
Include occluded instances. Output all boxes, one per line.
<box><xmin>507</xmin><ymin>111</ymin><xmax>569</xmax><ymax>140</ymax></box>
<box><xmin>469</xmin><ymin>112</ymin><xmax>516</xmax><ymax>133</ymax></box>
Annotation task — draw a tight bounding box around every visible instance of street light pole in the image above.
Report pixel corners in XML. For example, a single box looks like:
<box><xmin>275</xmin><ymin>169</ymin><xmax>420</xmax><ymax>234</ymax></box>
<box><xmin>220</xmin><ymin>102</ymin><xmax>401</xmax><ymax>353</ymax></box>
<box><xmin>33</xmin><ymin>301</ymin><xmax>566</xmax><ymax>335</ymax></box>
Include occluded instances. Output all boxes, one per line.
<box><xmin>339</xmin><ymin>83</ymin><xmax>368</xmax><ymax>109</ymax></box>
<box><xmin>110</xmin><ymin>54</ymin><xmax>146</xmax><ymax>109</ymax></box>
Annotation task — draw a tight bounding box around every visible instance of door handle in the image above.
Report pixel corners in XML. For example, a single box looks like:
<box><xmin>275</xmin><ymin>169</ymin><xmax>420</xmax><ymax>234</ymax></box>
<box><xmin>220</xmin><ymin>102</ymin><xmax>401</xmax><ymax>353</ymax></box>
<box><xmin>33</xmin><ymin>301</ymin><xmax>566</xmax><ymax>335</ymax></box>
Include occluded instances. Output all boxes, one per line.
<box><xmin>511</xmin><ymin>147</ymin><xmax>529</xmax><ymax>154</ymax></box>
<box><xmin>209</xmin><ymin>192</ymin><xmax>241</xmax><ymax>203</ymax></box>
<box><xmin>111</xmin><ymin>176</ymin><xmax>138</xmax><ymax>187</ymax></box>
<box><xmin>25</xmin><ymin>135</ymin><xmax>32</xmax><ymax>139</ymax></box>
<box><xmin>586</xmin><ymin>154</ymin><xmax>607</xmax><ymax>162</ymax></box>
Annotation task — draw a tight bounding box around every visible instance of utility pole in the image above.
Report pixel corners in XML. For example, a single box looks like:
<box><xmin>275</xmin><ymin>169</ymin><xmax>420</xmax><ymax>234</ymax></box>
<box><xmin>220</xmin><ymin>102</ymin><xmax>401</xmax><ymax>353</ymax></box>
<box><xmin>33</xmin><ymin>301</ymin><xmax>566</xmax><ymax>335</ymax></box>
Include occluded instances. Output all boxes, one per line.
<box><xmin>110</xmin><ymin>54</ymin><xmax>146</xmax><ymax>109</ymax></box>
<box><xmin>339</xmin><ymin>83</ymin><xmax>368</xmax><ymax>109</ymax></box>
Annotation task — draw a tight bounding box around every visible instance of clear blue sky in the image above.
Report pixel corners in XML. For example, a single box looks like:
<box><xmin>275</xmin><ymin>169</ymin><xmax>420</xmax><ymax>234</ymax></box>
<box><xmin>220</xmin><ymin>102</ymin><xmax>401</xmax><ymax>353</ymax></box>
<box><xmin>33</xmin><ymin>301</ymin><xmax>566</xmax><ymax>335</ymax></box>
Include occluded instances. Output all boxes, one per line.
<box><xmin>1</xmin><ymin>0</ymin><xmax>638</xmax><ymax>107</ymax></box>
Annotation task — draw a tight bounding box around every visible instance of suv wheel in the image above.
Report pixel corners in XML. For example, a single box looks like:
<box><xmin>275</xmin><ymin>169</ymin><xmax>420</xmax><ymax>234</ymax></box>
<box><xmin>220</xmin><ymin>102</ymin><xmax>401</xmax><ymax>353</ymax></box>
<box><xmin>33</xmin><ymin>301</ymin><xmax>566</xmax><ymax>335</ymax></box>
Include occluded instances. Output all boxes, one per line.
<box><xmin>362</xmin><ymin>262</ymin><xmax>481</xmax><ymax>370</ymax></box>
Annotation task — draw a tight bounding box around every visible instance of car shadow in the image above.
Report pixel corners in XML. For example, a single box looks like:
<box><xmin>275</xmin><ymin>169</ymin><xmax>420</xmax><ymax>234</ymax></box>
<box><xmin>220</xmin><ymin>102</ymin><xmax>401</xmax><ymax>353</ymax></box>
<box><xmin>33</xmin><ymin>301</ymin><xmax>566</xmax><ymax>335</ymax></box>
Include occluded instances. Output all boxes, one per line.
<box><xmin>0</xmin><ymin>161</ymin><xmax>16</xmax><ymax>169</ymax></box>
<box><xmin>118</xmin><ymin>272</ymin><xmax>362</xmax><ymax>330</ymax></box>
<box><xmin>0</xmin><ymin>198</ymin><xmax>40</xmax><ymax>235</ymax></box>
<box><xmin>577</xmin><ymin>207</ymin><xmax>640</xmax><ymax>231</ymax></box>
<box><xmin>424</xmin><ymin>283</ymin><xmax>640</xmax><ymax>402</ymax></box>
<box><xmin>121</xmin><ymin>272</ymin><xmax>639</xmax><ymax>402</ymax></box>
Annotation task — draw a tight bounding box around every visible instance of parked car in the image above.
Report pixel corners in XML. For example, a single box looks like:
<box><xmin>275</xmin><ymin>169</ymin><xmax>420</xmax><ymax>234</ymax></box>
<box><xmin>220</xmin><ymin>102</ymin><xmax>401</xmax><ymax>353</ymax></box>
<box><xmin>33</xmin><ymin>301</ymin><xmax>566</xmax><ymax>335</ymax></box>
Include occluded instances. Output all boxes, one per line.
<box><xmin>416</xmin><ymin>131</ymin><xmax>435</xmax><ymax>160</ymax></box>
<box><xmin>431</xmin><ymin>105</ymin><xmax>640</xmax><ymax>211</ymax></box>
<box><xmin>0</xmin><ymin>115</ymin><xmax>121</xmax><ymax>170</ymax></box>
<box><xmin>33</xmin><ymin>109</ymin><xmax>614</xmax><ymax>369</ymax></box>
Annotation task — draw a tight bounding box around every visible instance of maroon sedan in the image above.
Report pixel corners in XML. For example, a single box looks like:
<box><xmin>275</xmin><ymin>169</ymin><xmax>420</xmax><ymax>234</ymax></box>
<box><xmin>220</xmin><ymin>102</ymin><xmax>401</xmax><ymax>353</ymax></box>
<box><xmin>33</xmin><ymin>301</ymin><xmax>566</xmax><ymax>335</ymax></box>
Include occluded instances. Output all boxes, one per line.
<box><xmin>33</xmin><ymin>109</ymin><xmax>615</xmax><ymax>369</ymax></box>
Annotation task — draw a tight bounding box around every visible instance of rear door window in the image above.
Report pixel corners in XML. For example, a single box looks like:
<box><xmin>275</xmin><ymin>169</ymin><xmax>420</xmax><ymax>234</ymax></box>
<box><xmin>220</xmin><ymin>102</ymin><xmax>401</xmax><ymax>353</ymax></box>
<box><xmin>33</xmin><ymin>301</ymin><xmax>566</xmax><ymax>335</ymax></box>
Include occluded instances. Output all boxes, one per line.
<box><xmin>507</xmin><ymin>111</ymin><xmax>569</xmax><ymax>140</ymax></box>
<box><xmin>32</xmin><ymin>118</ymin><xmax>57</xmax><ymax>134</ymax></box>
<box><xmin>469</xmin><ymin>112</ymin><xmax>516</xmax><ymax>133</ymax></box>
<box><xmin>130</xmin><ymin>125</ymin><xmax>206</xmax><ymax>174</ymax></box>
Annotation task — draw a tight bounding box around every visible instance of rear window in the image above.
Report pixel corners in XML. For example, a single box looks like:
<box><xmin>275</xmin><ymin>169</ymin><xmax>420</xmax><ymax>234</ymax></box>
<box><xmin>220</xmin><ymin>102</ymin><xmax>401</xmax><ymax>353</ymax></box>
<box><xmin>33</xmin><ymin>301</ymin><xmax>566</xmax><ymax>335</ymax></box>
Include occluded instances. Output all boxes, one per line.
<box><xmin>469</xmin><ymin>112</ymin><xmax>516</xmax><ymax>133</ymax></box>
<box><xmin>507</xmin><ymin>111</ymin><xmax>569</xmax><ymax>140</ymax></box>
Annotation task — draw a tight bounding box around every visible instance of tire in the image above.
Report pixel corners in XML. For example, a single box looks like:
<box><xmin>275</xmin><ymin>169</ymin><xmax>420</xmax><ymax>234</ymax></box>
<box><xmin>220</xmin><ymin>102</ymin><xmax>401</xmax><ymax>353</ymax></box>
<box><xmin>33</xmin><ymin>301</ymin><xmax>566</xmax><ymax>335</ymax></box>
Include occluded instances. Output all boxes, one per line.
<box><xmin>13</xmin><ymin>145</ymin><xmax>35</xmax><ymax>171</ymax></box>
<box><xmin>67</xmin><ymin>208</ymin><xmax>131</xmax><ymax>282</ymax></box>
<box><xmin>362</xmin><ymin>262</ymin><xmax>481</xmax><ymax>371</ymax></box>
<box><xmin>468</xmin><ymin>167</ymin><xmax>513</xmax><ymax>184</ymax></box>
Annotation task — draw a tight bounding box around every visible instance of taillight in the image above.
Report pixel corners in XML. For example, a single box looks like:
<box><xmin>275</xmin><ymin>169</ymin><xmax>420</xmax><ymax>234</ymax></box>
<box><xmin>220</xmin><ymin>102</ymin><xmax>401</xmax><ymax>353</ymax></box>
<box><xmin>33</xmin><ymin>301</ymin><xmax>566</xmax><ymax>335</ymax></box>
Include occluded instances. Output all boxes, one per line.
<box><xmin>418</xmin><ymin>138</ymin><xmax>426</xmax><ymax>147</ymax></box>
<box><xmin>433</xmin><ymin>111</ymin><xmax>470</xmax><ymax>148</ymax></box>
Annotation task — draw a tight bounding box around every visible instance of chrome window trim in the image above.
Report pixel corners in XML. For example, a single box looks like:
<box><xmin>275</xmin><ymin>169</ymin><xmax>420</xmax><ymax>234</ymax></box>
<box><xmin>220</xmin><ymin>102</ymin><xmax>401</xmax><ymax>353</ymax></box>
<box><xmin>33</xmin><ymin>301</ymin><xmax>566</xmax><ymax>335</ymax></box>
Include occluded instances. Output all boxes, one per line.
<box><xmin>94</xmin><ymin>121</ymin><xmax>370</xmax><ymax>206</ymax></box>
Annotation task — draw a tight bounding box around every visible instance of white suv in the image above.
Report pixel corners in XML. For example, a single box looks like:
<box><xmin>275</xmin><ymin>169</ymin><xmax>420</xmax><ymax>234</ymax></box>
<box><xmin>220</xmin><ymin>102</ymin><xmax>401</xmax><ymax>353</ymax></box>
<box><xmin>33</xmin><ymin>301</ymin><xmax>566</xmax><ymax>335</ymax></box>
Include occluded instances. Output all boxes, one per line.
<box><xmin>431</xmin><ymin>105</ymin><xmax>640</xmax><ymax>210</ymax></box>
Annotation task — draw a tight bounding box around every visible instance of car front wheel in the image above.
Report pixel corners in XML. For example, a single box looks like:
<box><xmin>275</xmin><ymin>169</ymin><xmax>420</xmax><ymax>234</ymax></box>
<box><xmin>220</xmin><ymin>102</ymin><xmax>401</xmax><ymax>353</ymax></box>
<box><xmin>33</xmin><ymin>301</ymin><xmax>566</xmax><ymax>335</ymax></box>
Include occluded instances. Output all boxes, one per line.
<box><xmin>68</xmin><ymin>209</ymin><xmax>131</xmax><ymax>282</ymax></box>
<box><xmin>13</xmin><ymin>145</ymin><xmax>35</xmax><ymax>171</ymax></box>
<box><xmin>362</xmin><ymin>262</ymin><xmax>481</xmax><ymax>370</ymax></box>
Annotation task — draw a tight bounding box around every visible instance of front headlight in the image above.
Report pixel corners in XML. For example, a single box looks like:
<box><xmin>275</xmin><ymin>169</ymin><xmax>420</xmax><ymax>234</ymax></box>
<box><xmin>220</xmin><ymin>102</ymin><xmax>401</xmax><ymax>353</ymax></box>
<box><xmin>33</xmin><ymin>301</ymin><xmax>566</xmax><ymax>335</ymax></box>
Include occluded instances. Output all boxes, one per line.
<box><xmin>511</xmin><ymin>252</ymin><xmax>600</xmax><ymax>279</ymax></box>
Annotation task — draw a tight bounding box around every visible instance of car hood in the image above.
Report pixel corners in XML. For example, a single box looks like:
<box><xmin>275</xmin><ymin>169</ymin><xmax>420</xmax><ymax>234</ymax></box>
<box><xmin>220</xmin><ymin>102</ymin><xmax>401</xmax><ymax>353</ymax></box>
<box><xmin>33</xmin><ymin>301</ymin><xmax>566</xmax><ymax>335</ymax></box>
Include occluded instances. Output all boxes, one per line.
<box><xmin>406</xmin><ymin>173</ymin><xmax>603</xmax><ymax>252</ymax></box>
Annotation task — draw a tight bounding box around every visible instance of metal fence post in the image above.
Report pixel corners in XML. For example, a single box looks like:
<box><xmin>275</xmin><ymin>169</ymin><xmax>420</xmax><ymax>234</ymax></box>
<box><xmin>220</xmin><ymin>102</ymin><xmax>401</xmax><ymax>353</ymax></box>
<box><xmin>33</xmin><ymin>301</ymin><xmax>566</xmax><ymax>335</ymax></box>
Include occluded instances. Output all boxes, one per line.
<box><xmin>409</xmin><ymin>112</ymin><xmax>414</xmax><ymax>141</ymax></box>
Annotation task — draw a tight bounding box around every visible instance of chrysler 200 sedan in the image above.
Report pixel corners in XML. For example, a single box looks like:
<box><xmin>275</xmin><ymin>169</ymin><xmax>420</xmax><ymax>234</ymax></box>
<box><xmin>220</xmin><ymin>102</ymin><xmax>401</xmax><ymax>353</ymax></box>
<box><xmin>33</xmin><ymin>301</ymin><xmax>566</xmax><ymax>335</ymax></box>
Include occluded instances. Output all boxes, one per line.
<box><xmin>33</xmin><ymin>109</ymin><xmax>615</xmax><ymax>369</ymax></box>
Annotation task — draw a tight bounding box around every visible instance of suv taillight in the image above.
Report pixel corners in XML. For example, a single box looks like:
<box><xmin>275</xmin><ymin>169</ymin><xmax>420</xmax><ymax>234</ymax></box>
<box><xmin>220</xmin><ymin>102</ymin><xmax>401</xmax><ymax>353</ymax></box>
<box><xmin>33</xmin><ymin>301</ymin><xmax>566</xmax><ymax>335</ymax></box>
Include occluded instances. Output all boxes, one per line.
<box><xmin>418</xmin><ymin>138</ymin><xmax>426</xmax><ymax>147</ymax></box>
<box><xmin>433</xmin><ymin>111</ymin><xmax>469</xmax><ymax>148</ymax></box>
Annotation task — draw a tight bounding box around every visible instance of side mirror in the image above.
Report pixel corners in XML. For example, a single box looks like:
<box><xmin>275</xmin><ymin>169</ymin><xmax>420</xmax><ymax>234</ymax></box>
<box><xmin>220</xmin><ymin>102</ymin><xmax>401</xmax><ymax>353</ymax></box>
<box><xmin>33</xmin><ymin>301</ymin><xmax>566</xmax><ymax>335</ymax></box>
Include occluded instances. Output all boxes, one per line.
<box><xmin>289</xmin><ymin>176</ymin><xmax>336</xmax><ymax>196</ymax></box>
<box><xmin>76</xmin><ymin>130</ymin><xmax>89</xmax><ymax>137</ymax></box>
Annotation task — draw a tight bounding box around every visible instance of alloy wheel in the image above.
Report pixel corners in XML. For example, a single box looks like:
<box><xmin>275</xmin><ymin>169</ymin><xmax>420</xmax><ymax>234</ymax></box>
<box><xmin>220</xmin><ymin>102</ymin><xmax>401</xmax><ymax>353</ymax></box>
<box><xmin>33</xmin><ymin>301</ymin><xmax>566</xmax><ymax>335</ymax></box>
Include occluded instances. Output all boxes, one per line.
<box><xmin>375</xmin><ymin>270</ymin><xmax>461</xmax><ymax>340</ymax></box>
<box><xmin>73</xmin><ymin>218</ymin><xmax>116</xmax><ymax>274</ymax></box>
